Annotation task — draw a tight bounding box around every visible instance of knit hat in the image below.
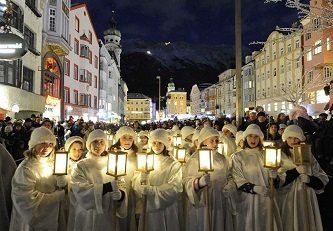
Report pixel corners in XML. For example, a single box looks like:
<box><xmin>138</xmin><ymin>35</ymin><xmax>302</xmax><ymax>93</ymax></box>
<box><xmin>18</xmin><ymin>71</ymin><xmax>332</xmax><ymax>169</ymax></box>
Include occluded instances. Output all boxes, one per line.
<box><xmin>222</xmin><ymin>124</ymin><xmax>237</xmax><ymax>137</ymax></box>
<box><xmin>242</xmin><ymin>124</ymin><xmax>264</xmax><ymax>141</ymax></box>
<box><xmin>289</xmin><ymin>105</ymin><xmax>310</xmax><ymax>120</ymax></box>
<box><xmin>28</xmin><ymin>126</ymin><xmax>56</xmax><ymax>149</ymax></box>
<box><xmin>172</xmin><ymin>125</ymin><xmax>180</xmax><ymax>132</ymax></box>
<box><xmin>181</xmin><ymin>126</ymin><xmax>195</xmax><ymax>140</ymax></box>
<box><xmin>198</xmin><ymin>126</ymin><xmax>219</xmax><ymax>147</ymax></box>
<box><xmin>64</xmin><ymin>136</ymin><xmax>85</xmax><ymax>152</ymax></box>
<box><xmin>149</xmin><ymin>129</ymin><xmax>170</xmax><ymax>149</ymax></box>
<box><xmin>115</xmin><ymin>126</ymin><xmax>136</xmax><ymax>141</ymax></box>
<box><xmin>257</xmin><ymin>111</ymin><xmax>266</xmax><ymax>117</ymax></box>
<box><xmin>138</xmin><ymin>130</ymin><xmax>149</xmax><ymax>138</ymax></box>
<box><xmin>279</xmin><ymin>124</ymin><xmax>287</xmax><ymax>129</ymax></box>
<box><xmin>235</xmin><ymin>131</ymin><xmax>244</xmax><ymax>146</ymax></box>
<box><xmin>282</xmin><ymin>125</ymin><xmax>305</xmax><ymax>142</ymax></box>
<box><xmin>86</xmin><ymin>129</ymin><xmax>107</xmax><ymax>152</ymax></box>
<box><xmin>192</xmin><ymin>129</ymin><xmax>200</xmax><ymax>143</ymax></box>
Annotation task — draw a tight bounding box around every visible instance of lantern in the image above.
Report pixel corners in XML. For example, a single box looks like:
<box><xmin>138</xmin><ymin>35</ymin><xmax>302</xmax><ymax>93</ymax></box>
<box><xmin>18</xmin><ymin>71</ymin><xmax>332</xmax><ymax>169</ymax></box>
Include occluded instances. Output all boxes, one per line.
<box><xmin>137</xmin><ymin>152</ymin><xmax>155</xmax><ymax>173</ymax></box>
<box><xmin>223</xmin><ymin>143</ymin><xmax>228</xmax><ymax>155</ymax></box>
<box><xmin>53</xmin><ymin>151</ymin><xmax>69</xmax><ymax>175</ymax></box>
<box><xmin>263</xmin><ymin>140</ymin><xmax>275</xmax><ymax>147</ymax></box>
<box><xmin>173</xmin><ymin>135</ymin><xmax>182</xmax><ymax>147</ymax></box>
<box><xmin>292</xmin><ymin>143</ymin><xmax>312</xmax><ymax>166</ymax></box>
<box><xmin>175</xmin><ymin>147</ymin><xmax>187</xmax><ymax>164</ymax></box>
<box><xmin>107</xmin><ymin>149</ymin><xmax>127</xmax><ymax>179</ymax></box>
<box><xmin>217</xmin><ymin>142</ymin><xmax>224</xmax><ymax>154</ymax></box>
<box><xmin>264</xmin><ymin>146</ymin><xmax>282</xmax><ymax>169</ymax></box>
<box><xmin>198</xmin><ymin>147</ymin><xmax>214</xmax><ymax>172</ymax></box>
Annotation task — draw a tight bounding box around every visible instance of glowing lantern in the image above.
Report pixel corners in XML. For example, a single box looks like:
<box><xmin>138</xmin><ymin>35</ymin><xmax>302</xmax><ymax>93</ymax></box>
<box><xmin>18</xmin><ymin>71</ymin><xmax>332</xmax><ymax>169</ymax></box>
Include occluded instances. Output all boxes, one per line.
<box><xmin>263</xmin><ymin>140</ymin><xmax>275</xmax><ymax>147</ymax></box>
<box><xmin>198</xmin><ymin>147</ymin><xmax>214</xmax><ymax>172</ymax></box>
<box><xmin>264</xmin><ymin>146</ymin><xmax>282</xmax><ymax>169</ymax></box>
<box><xmin>175</xmin><ymin>147</ymin><xmax>187</xmax><ymax>164</ymax></box>
<box><xmin>53</xmin><ymin>151</ymin><xmax>69</xmax><ymax>175</ymax></box>
<box><xmin>217</xmin><ymin>142</ymin><xmax>223</xmax><ymax>154</ymax></box>
<box><xmin>137</xmin><ymin>152</ymin><xmax>155</xmax><ymax>173</ymax></box>
<box><xmin>292</xmin><ymin>143</ymin><xmax>312</xmax><ymax>166</ymax></box>
<box><xmin>173</xmin><ymin>135</ymin><xmax>182</xmax><ymax>147</ymax></box>
<box><xmin>107</xmin><ymin>149</ymin><xmax>127</xmax><ymax>179</ymax></box>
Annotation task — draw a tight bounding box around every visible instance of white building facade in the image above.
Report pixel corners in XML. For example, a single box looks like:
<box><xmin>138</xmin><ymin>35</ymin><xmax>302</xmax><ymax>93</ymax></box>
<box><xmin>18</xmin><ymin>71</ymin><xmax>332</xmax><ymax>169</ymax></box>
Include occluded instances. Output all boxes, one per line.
<box><xmin>242</xmin><ymin>53</ymin><xmax>257</xmax><ymax>112</ymax></box>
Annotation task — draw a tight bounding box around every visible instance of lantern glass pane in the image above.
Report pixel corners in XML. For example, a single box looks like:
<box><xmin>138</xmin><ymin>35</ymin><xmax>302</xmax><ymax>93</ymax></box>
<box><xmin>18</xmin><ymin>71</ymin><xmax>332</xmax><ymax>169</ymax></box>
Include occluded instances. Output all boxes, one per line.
<box><xmin>276</xmin><ymin>149</ymin><xmax>281</xmax><ymax>166</ymax></box>
<box><xmin>137</xmin><ymin>153</ymin><xmax>147</xmax><ymax>172</ymax></box>
<box><xmin>177</xmin><ymin>148</ymin><xmax>186</xmax><ymax>162</ymax></box>
<box><xmin>265</xmin><ymin>148</ymin><xmax>278</xmax><ymax>168</ymax></box>
<box><xmin>107</xmin><ymin>154</ymin><xmax>117</xmax><ymax>175</ymax></box>
<box><xmin>117</xmin><ymin>154</ymin><xmax>127</xmax><ymax>176</ymax></box>
<box><xmin>146</xmin><ymin>154</ymin><xmax>155</xmax><ymax>171</ymax></box>
<box><xmin>199</xmin><ymin>149</ymin><xmax>213</xmax><ymax>171</ymax></box>
<box><xmin>263</xmin><ymin>141</ymin><xmax>274</xmax><ymax>147</ymax></box>
<box><xmin>223</xmin><ymin>143</ymin><xmax>228</xmax><ymax>155</ymax></box>
<box><xmin>173</xmin><ymin>146</ymin><xmax>178</xmax><ymax>157</ymax></box>
<box><xmin>54</xmin><ymin>152</ymin><xmax>68</xmax><ymax>175</ymax></box>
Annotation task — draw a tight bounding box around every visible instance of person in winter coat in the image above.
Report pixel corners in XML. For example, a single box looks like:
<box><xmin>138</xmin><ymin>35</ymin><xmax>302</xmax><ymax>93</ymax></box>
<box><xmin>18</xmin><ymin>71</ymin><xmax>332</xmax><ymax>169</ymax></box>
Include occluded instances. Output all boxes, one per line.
<box><xmin>188</xmin><ymin>129</ymin><xmax>200</xmax><ymax>156</ymax></box>
<box><xmin>235</xmin><ymin>131</ymin><xmax>243</xmax><ymax>151</ymax></box>
<box><xmin>111</xmin><ymin>126</ymin><xmax>138</xmax><ymax>231</ymax></box>
<box><xmin>63</xmin><ymin>136</ymin><xmax>85</xmax><ymax>231</ymax></box>
<box><xmin>220</xmin><ymin>124</ymin><xmax>237</xmax><ymax>162</ymax></box>
<box><xmin>70</xmin><ymin>129</ymin><xmax>127</xmax><ymax>231</ymax></box>
<box><xmin>182</xmin><ymin>126</ymin><xmax>235</xmax><ymax>231</ymax></box>
<box><xmin>0</xmin><ymin>143</ymin><xmax>16</xmax><ymax>231</ymax></box>
<box><xmin>132</xmin><ymin>128</ymin><xmax>183</xmax><ymax>231</ymax></box>
<box><xmin>137</xmin><ymin>130</ymin><xmax>149</xmax><ymax>152</ymax></box>
<box><xmin>277</xmin><ymin>125</ymin><xmax>329</xmax><ymax>231</ymax></box>
<box><xmin>10</xmin><ymin>127</ymin><xmax>67</xmax><ymax>231</ymax></box>
<box><xmin>231</xmin><ymin>124</ymin><xmax>282</xmax><ymax>231</ymax></box>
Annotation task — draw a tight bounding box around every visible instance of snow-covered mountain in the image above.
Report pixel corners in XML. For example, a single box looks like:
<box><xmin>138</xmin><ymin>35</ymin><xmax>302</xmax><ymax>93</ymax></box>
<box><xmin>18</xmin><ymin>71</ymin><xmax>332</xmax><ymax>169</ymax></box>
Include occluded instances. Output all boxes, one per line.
<box><xmin>120</xmin><ymin>39</ymin><xmax>237</xmax><ymax>98</ymax></box>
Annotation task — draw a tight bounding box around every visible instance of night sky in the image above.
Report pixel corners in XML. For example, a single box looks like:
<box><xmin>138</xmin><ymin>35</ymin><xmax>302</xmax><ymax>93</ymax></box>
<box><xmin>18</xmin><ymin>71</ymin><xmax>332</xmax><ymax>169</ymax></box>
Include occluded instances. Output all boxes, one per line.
<box><xmin>71</xmin><ymin>0</ymin><xmax>300</xmax><ymax>49</ymax></box>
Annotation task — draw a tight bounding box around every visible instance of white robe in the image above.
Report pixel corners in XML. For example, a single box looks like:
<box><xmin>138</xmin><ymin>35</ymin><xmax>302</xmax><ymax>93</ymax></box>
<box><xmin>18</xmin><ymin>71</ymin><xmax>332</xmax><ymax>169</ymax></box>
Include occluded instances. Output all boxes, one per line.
<box><xmin>182</xmin><ymin>150</ymin><xmax>234</xmax><ymax>231</ymax></box>
<box><xmin>10</xmin><ymin>156</ymin><xmax>66</xmax><ymax>231</ymax></box>
<box><xmin>232</xmin><ymin>148</ymin><xmax>283</xmax><ymax>231</ymax></box>
<box><xmin>70</xmin><ymin>153</ymin><xmax>127</xmax><ymax>231</ymax></box>
<box><xmin>132</xmin><ymin>154</ymin><xmax>183</xmax><ymax>231</ymax></box>
<box><xmin>0</xmin><ymin>143</ymin><xmax>16</xmax><ymax>231</ymax></box>
<box><xmin>277</xmin><ymin>151</ymin><xmax>329</xmax><ymax>231</ymax></box>
<box><xmin>219</xmin><ymin>133</ymin><xmax>237</xmax><ymax>165</ymax></box>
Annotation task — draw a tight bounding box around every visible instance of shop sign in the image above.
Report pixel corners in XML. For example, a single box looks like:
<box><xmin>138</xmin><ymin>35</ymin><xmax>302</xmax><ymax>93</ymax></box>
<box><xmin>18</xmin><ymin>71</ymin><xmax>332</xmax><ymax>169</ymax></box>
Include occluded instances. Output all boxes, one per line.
<box><xmin>0</xmin><ymin>33</ymin><xmax>28</xmax><ymax>60</ymax></box>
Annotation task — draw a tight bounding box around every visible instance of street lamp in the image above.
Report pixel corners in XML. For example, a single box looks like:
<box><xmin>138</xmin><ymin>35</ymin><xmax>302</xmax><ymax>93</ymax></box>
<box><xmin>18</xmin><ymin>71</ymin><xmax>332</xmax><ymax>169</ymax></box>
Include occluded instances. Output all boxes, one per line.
<box><xmin>156</xmin><ymin>76</ymin><xmax>161</xmax><ymax>120</ymax></box>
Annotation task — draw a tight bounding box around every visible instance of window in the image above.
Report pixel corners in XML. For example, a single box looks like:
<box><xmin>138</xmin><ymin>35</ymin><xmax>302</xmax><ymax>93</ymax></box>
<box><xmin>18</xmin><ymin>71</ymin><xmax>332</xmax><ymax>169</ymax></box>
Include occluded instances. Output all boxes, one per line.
<box><xmin>295</xmin><ymin>40</ymin><xmax>300</xmax><ymax>48</ymax></box>
<box><xmin>22</xmin><ymin>66</ymin><xmax>33</xmax><ymax>92</ymax></box>
<box><xmin>74</xmin><ymin>38</ymin><xmax>79</xmax><ymax>55</ymax></box>
<box><xmin>74</xmin><ymin>64</ymin><xmax>78</xmax><ymax>80</ymax></box>
<box><xmin>287</xmin><ymin>62</ymin><xmax>291</xmax><ymax>72</ymax></box>
<box><xmin>94</xmin><ymin>55</ymin><xmax>98</xmax><ymax>69</ymax></box>
<box><xmin>64</xmin><ymin>87</ymin><xmax>70</xmax><ymax>103</ymax></box>
<box><xmin>87</xmin><ymin>71</ymin><xmax>92</xmax><ymax>85</ymax></box>
<box><xmin>324</xmin><ymin>67</ymin><xmax>333</xmax><ymax>78</ymax></box>
<box><xmin>267</xmin><ymin>103</ymin><xmax>271</xmax><ymax>112</ymax></box>
<box><xmin>88</xmin><ymin>94</ymin><xmax>91</xmax><ymax>107</ymax></box>
<box><xmin>0</xmin><ymin>60</ymin><xmax>22</xmax><ymax>87</ymax></box>
<box><xmin>64</xmin><ymin>59</ymin><xmax>70</xmax><ymax>76</ymax></box>
<box><xmin>306</xmin><ymin>49</ymin><xmax>312</xmax><ymax>61</ymax></box>
<box><xmin>49</xmin><ymin>9</ymin><xmax>56</xmax><ymax>31</ymax></box>
<box><xmin>314</xmin><ymin>40</ymin><xmax>322</xmax><ymax>54</ymax></box>
<box><xmin>313</xmin><ymin>18</ymin><xmax>321</xmax><ymax>29</ymax></box>
<box><xmin>280</xmin><ymin>48</ymin><xmax>284</xmax><ymax>56</ymax></box>
<box><xmin>62</xmin><ymin>12</ymin><xmax>69</xmax><ymax>42</ymax></box>
<box><xmin>305</xmin><ymin>33</ymin><xmax>311</xmax><ymax>40</ymax></box>
<box><xmin>296</xmin><ymin>58</ymin><xmax>300</xmax><ymax>68</ymax></box>
<box><xmin>94</xmin><ymin>75</ymin><xmax>97</xmax><ymax>88</ymax></box>
<box><xmin>267</xmin><ymin>71</ymin><xmax>270</xmax><ymax>79</ymax></box>
<box><xmin>273</xmin><ymin>68</ymin><xmax>277</xmax><ymax>77</ymax></box>
<box><xmin>274</xmin><ymin>102</ymin><xmax>278</xmax><ymax>111</ymax></box>
<box><xmin>287</xmin><ymin>44</ymin><xmax>292</xmax><ymax>52</ymax></box>
<box><xmin>80</xmin><ymin>45</ymin><xmax>89</xmax><ymax>58</ymax></box>
<box><xmin>74</xmin><ymin>90</ymin><xmax>78</xmax><ymax>104</ymax></box>
<box><xmin>281</xmin><ymin>102</ymin><xmax>286</xmax><ymax>110</ymax></box>
<box><xmin>24</xmin><ymin>26</ymin><xmax>35</xmax><ymax>49</ymax></box>
<box><xmin>11</xmin><ymin>3</ymin><xmax>24</xmax><ymax>32</ymax></box>
<box><xmin>327</xmin><ymin>37</ymin><xmax>331</xmax><ymax>51</ymax></box>
<box><xmin>75</xmin><ymin>16</ymin><xmax>79</xmax><ymax>32</ymax></box>
<box><xmin>273</xmin><ymin>52</ymin><xmax>276</xmax><ymax>60</ymax></box>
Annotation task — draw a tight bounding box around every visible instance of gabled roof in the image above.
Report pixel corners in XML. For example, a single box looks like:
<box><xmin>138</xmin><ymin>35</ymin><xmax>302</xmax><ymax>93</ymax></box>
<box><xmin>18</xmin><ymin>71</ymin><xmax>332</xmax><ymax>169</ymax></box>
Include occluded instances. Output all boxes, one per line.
<box><xmin>127</xmin><ymin>93</ymin><xmax>151</xmax><ymax>99</ymax></box>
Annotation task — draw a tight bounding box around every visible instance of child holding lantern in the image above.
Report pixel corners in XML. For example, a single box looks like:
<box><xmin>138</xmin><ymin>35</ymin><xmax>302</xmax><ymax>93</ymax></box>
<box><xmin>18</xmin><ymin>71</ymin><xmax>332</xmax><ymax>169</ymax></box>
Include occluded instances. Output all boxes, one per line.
<box><xmin>111</xmin><ymin>126</ymin><xmax>138</xmax><ymax>231</ymax></box>
<box><xmin>64</xmin><ymin>136</ymin><xmax>85</xmax><ymax>231</ymax></box>
<box><xmin>231</xmin><ymin>124</ymin><xmax>282</xmax><ymax>230</ymax></box>
<box><xmin>137</xmin><ymin>130</ymin><xmax>149</xmax><ymax>152</ymax></box>
<box><xmin>277</xmin><ymin>125</ymin><xmax>328</xmax><ymax>231</ymax></box>
<box><xmin>10</xmin><ymin>127</ymin><xmax>67</xmax><ymax>231</ymax></box>
<box><xmin>132</xmin><ymin>128</ymin><xmax>183</xmax><ymax>231</ymax></box>
<box><xmin>182</xmin><ymin>126</ymin><xmax>235</xmax><ymax>231</ymax></box>
<box><xmin>70</xmin><ymin>129</ymin><xmax>127</xmax><ymax>231</ymax></box>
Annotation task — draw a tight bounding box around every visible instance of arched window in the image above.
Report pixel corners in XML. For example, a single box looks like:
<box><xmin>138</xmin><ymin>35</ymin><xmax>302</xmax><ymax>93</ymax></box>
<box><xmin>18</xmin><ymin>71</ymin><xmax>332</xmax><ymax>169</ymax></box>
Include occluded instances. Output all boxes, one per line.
<box><xmin>11</xmin><ymin>2</ymin><xmax>24</xmax><ymax>33</ymax></box>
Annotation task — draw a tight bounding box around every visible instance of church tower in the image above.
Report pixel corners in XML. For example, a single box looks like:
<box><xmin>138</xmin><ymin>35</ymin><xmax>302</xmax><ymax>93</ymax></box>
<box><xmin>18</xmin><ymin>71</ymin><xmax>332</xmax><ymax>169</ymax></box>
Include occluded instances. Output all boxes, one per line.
<box><xmin>103</xmin><ymin>13</ymin><xmax>122</xmax><ymax>69</ymax></box>
<box><xmin>167</xmin><ymin>77</ymin><xmax>175</xmax><ymax>92</ymax></box>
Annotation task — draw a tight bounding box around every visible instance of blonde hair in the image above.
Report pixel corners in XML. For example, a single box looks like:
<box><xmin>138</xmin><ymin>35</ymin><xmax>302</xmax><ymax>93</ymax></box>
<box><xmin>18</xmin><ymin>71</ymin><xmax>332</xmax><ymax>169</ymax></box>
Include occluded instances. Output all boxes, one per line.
<box><xmin>24</xmin><ymin>147</ymin><xmax>55</xmax><ymax>161</ymax></box>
